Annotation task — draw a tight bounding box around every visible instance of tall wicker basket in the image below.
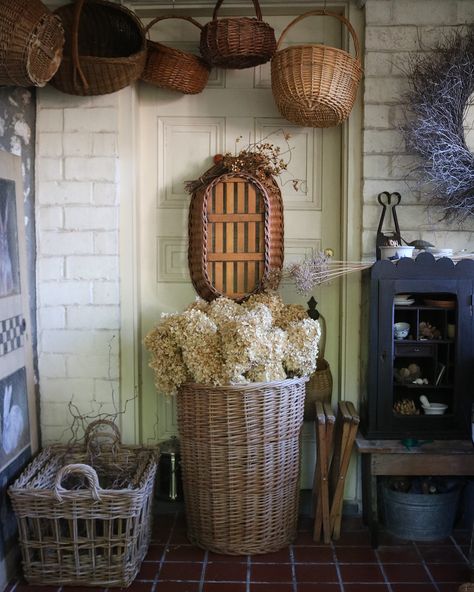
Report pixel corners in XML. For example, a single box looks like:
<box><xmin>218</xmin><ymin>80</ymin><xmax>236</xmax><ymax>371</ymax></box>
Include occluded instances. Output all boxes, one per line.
<box><xmin>177</xmin><ymin>377</ymin><xmax>307</xmax><ymax>555</ymax></box>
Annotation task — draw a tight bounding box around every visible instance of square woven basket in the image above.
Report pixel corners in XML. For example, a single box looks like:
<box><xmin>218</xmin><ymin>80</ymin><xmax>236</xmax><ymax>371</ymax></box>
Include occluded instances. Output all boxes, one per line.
<box><xmin>8</xmin><ymin>420</ymin><xmax>157</xmax><ymax>588</ymax></box>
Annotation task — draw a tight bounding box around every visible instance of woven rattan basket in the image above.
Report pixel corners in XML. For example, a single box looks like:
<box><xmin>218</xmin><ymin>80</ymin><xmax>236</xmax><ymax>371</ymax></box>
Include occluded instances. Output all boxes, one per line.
<box><xmin>0</xmin><ymin>0</ymin><xmax>64</xmax><ymax>87</ymax></box>
<box><xmin>141</xmin><ymin>15</ymin><xmax>210</xmax><ymax>94</ymax></box>
<box><xmin>9</xmin><ymin>420</ymin><xmax>157</xmax><ymax>587</ymax></box>
<box><xmin>271</xmin><ymin>10</ymin><xmax>362</xmax><ymax>128</ymax></box>
<box><xmin>200</xmin><ymin>0</ymin><xmax>276</xmax><ymax>69</ymax></box>
<box><xmin>304</xmin><ymin>315</ymin><xmax>333</xmax><ymax>420</ymax></box>
<box><xmin>177</xmin><ymin>377</ymin><xmax>307</xmax><ymax>554</ymax></box>
<box><xmin>188</xmin><ymin>172</ymin><xmax>284</xmax><ymax>302</ymax></box>
<box><xmin>51</xmin><ymin>0</ymin><xmax>146</xmax><ymax>96</ymax></box>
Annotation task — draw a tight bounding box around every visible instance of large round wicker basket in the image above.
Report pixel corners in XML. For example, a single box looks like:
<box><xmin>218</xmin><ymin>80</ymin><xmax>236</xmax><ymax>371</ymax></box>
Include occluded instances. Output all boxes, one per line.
<box><xmin>177</xmin><ymin>377</ymin><xmax>307</xmax><ymax>555</ymax></box>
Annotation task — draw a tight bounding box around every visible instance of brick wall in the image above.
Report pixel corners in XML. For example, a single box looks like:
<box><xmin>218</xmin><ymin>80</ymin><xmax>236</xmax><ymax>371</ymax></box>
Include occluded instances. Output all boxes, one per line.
<box><xmin>362</xmin><ymin>0</ymin><xmax>474</xmax><ymax>257</ymax></box>
<box><xmin>36</xmin><ymin>90</ymin><xmax>120</xmax><ymax>443</ymax></box>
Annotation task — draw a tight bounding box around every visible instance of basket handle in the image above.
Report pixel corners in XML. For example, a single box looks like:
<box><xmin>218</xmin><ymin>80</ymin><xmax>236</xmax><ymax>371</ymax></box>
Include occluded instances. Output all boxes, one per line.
<box><xmin>212</xmin><ymin>0</ymin><xmax>262</xmax><ymax>21</ymax></box>
<box><xmin>144</xmin><ymin>15</ymin><xmax>204</xmax><ymax>38</ymax></box>
<box><xmin>317</xmin><ymin>313</ymin><xmax>327</xmax><ymax>361</ymax></box>
<box><xmin>71</xmin><ymin>0</ymin><xmax>89</xmax><ymax>92</ymax></box>
<box><xmin>84</xmin><ymin>419</ymin><xmax>122</xmax><ymax>449</ymax></box>
<box><xmin>54</xmin><ymin>463</ymin><xmax>102</xmax><ymax>502</ymax></box>
<box><xmin>276</xmin><ymin>10</ymin><xmax>361</xmax><ymax>62</ymax></box>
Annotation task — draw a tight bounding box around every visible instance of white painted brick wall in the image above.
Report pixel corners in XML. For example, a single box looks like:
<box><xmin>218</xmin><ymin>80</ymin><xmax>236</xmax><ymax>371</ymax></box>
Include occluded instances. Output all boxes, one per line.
<box><xmin>362</xmin><ymin>0</ymin><xmax>474</xmax><ymax>255</ymax></box>
<box><xmin>37</xmin><ymin>86</ymin><xmax>120</xmax><ymax>442</ymax></box>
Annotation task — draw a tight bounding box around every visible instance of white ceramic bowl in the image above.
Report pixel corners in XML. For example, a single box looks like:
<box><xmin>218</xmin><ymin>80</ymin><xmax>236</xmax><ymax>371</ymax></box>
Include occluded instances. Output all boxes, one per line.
<box><xmin>380</xmin><ymin>245</ymin><xmax>415</xmax><ymax>260</ymax></box>
<box><xmin>394</xmin><ymin>321</ymin><xmax>410</xmax><ymax>340</ymax></box>
<box><xmin>422</xmin><ymin>403</ymin><xmax>448</xmax><ymax>415</ymax></box>
<box><xmin>394</xmin><ymin>294</ymin><xmax>412</xmax><ymax>301</ymax></box>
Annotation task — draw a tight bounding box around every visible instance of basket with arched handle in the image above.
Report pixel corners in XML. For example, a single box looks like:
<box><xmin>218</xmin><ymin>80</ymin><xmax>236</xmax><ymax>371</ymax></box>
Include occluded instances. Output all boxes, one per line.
<box><xmin>271</xmin><ymin>10</ymin><xmax>362</xmax><ymax>128</ymax></box>
<box><xmin>141</xmin><ymin>15</ymin><xmax>210</xmax><ymax>94</ymax></box>
<box><xmin>200</xmin><ymin>0</ymin><xmax>276</xmax><ymax>69</ymax></box>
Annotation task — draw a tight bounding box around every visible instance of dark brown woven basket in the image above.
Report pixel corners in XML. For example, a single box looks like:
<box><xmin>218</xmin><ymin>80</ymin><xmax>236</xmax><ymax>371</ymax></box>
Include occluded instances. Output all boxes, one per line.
<box><xmin>177</xmin><ymin>377</ymin><xmax>307</xmax><ymax>554</ymax></box>
<box><xmin>271</xmin><ymin>10</ymin><xmax>362</xmax><ymax>128</ymax></box>
<box><xmin>0</xmin><ymin>0</ymin><xmax>64</xmax><ymax>87</ymax></box>
<box><xmin>51</xmin><ymin>0</ymin><xmax>146</xmax><ymax>96</ymax></box>
<box><xmin>200</xmin><ymin>0</ymin><xmax>276</xmax><ymax>69</ymax></box>
<box><xmin>141</xmin><ymin>16</ymin><xmax>210</xmax><ymax>95</ymax></box>
<box><xmin>188</xmin><ymin>172</ymin><xmax>284</xmax><ymax>302</ymax></box>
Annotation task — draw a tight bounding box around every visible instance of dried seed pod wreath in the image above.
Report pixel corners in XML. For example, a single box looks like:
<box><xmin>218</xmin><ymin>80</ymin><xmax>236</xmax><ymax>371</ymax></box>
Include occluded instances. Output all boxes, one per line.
<box><xmin>403</xmin><ymin>27</ymin><xmax>474</xmax><ymax>221</ymax></box>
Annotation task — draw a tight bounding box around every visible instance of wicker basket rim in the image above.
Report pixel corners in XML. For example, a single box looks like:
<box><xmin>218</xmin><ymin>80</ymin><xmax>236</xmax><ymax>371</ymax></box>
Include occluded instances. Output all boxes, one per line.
<box><xmin>146</xmin><ymin>40</ymin><xmax>209</xmax><ymax>65</ymax></box>
<box><xmin>211</xmin><ymin>0</ymin><xmax>263</xmax><ymax>21</ymax></box>
<box><xmin>181</xmin><ymin>376</ymin><xmax>309</xmax><ymax>391</ymax></box>
<box><xmin>272</xmin><ymin>43</ymin><xmax>363</xmax><ymax>71</ymax></box>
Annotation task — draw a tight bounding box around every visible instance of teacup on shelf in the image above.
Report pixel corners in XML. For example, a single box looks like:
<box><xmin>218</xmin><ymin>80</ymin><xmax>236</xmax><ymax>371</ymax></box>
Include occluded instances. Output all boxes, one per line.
<box><xmin>394</xmin><ymin>321</ymin><xmax>410</xmax><ymax>340</ymax></box>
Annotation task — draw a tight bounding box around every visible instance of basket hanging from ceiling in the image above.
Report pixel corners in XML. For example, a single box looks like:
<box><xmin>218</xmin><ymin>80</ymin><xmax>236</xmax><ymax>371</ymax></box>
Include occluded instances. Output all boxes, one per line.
<box><xmin>271</xmin><ymin>10</ymin><xmax>362</xmax><ymax>128</ymax></box>
<box><xmin>200</xmin><ymin>0</ymin><xmax>276</xmax><ymax>69</ymax></box>
<box><xmin>188</xmin><ymin>172</ymin><xmax>284</xmax><ymax>302</ymax></box>
<box><xmin>141</xmin><ymin>15</ymin><xmax>210</xmax><ymax>95</ymax></box>
<box><xmin>0</xmin><ymin>0</ymin><xmax>64</xmax><ymax>87</ymax></box>
<box><xmin>51</xmin><ymin>0</ymin><xmax>146</xmax><ymax>96</ymax></box>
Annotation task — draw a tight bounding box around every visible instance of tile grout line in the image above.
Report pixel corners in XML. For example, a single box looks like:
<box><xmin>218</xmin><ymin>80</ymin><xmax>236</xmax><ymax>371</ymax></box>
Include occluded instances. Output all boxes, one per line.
<box><xmin>450</xmin><ymin>533</ymin><xmax>470</xmax><ymax>563</ymax></box>
<box><xmin>152</xmin><ymin>510</ymin><xmax>179</xmax><ymax>591</ymax></box>
<box><xmin>289</xmin><ymin>544</ymin><xmax>297</xmax><ymax>592</ymax></box>
<box><xmin>198</xmin><ymin>549</ymin><xmax>208</xmax><ymax>592</ymax></box>
<box><xmin>246</xmin><ymin>553</ymin><xmax>251</xmax><ymax>592</ymax></box>
<box><xmin>332</xmin><ymin>541</ymin><xmax>345</xmax><ymax>592</ymax></box>
<box><xmin>374</xmin><ymin>548</ymin><xmax>394</xmax><ymax>592</ymax></box>
<box><xmin>413</xmin><ymin>540</ymin><xmax>441</xmax><ymax>592</ymax></box>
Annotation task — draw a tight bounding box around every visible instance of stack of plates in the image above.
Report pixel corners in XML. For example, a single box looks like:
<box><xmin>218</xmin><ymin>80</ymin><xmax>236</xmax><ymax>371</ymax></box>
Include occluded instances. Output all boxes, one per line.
<box><xmin>394</xmin><ymin>294</ymin><xmax>414</xmax><ymax>306</ymax></box>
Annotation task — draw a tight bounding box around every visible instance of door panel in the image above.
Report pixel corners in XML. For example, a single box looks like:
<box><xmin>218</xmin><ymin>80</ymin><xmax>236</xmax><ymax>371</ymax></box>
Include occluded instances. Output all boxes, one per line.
<box><xmin>138</xmin><ymin>12</ymin><xmax>343</xmax><ymax>461</ymax></box>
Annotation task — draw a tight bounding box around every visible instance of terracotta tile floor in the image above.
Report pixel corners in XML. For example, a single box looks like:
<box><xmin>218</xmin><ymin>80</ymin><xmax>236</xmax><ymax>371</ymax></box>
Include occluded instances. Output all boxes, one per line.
<box><xmin>7</xmin><ymin>507</ymin><xmax>472</xmax><ymax>592</ymax></box>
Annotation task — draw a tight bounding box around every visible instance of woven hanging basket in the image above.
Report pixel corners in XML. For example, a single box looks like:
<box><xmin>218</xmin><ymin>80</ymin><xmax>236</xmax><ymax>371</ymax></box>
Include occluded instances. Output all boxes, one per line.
<box><xmin>51</xmin><ymin>0</ymin><xmax>146</xmax><ymax>96</ymax></box>
<box><xmin>200</xmin><ymin>0</ymin><xmax>276</xmax><ymax>69</ymax></box>
<box><xmin>188</xmin><ymin>172</ymin><xmax>284</xmax><ymax>302</ymax></box>
<box><xmin>141</xmin><ymin>15</ymin><xmax>210</xmax><ymax>94</ymax></box>
<box><xmin>177</xmin><ymin>377</ymin><xmax>307</xmax><ymax>555</ymax></box>
<box><xmin>0</xmin><ymin>0</ymin><xmax>64</xmax><ymax>87</ymax></box>
<box><xmin>271</xmin><ymin>10</ymin><xmax>362</xmax><ymax>128</ymax></box>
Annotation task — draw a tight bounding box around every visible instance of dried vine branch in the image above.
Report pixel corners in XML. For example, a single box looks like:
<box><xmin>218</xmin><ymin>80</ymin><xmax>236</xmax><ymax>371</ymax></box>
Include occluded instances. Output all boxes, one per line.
<box><xmin>403</xmin><ymin>26</ymin><xmax>474</xmax><ymax>221</ymax></box>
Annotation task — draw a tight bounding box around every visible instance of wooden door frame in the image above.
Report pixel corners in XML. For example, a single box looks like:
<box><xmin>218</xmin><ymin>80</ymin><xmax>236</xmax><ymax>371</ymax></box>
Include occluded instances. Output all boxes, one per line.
<box><xmin>118</xmin><ymin>0</ymin><xmax>363</xmax><ymax>444</ymax></box>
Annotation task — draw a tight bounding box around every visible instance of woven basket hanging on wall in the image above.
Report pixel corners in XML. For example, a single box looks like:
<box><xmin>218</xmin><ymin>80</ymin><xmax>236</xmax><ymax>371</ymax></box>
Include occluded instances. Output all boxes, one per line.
<box><xmin>188</xmin><ymin>171</ymin><xmax>284</xmax><ymax>302</ymax></box>
<box><xmin>141</xmin><ymin>15</ymin><xmax>210</xmax><ymax>94</ymax></box>
<box><xmin>271</xmin><ymin>10</ymin><xmax>362</xmax><ymax>128</ymax></box>
<box><xmin>0</xmin><ymin>0</ymin><xmax>64</xmax><ymax>87</ymax></box>
<box><xmin>200</xmin><ymin>0</ymin><xmax>276</xmax><ymax>69</ymax></box>
<box><xmin>51</xmin><ymin>0</ymin><xmax>146</xmax><ymax>96</ymax></box>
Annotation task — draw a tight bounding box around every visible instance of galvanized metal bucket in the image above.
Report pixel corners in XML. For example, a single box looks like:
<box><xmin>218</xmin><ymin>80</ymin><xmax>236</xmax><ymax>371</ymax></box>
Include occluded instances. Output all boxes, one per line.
<box><xmin>383</xmin><ymin>485</ymin><xmax>460</xmax><ymax>541</ymax></box>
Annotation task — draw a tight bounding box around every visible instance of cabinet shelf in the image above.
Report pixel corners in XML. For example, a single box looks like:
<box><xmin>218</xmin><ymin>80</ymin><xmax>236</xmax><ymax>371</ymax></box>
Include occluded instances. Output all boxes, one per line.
<box><xmin>394</xmin><ymin>383</ymin><xmax>454</xmax><ymax>390</ymax></box>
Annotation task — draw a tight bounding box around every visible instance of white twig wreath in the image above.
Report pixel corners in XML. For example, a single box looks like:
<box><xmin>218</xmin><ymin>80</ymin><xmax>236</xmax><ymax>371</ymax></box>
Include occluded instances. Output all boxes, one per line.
<box><xmin>404</xmin><ymin>27</ymin><xmax>474</xmax><ymax>221</ymax></box>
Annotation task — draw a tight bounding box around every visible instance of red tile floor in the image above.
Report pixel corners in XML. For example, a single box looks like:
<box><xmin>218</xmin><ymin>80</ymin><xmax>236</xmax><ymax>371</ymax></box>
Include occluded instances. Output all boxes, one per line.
<box><xmin>7</xmin><ymin>504</ymin><xmax>472</xmax><ymax>592</ymax></box>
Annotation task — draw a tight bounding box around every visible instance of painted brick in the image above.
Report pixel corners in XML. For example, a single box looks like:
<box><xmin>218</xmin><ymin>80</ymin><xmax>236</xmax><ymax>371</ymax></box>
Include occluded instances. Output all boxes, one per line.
<box><xmin>38</xmin><ymin>158</ymin><xmax>62</xmax><ymax>182</ymax></box>
<box><xmin>365</xmin><ymin>0</ymin><xmax>393</xmax><ymax>25</ymax></box>
<box><xmin>64</xmin><ymin>108</ymin><xmax>117</xmax><ymax>132</ymax></box>
<box><xmin>66</xmin><ymin>306</ymin><xmax>120</xmax><ymax>330</ymax></box>
<box><xmin>363</xmin><ymin>179</ymin><xmax>419</xmax><ymax>204</ymax></box>
<box><xmin>66</xmin><ymin>256</ymin><xmax>118</xmax><ymax>280</ymax></box>
<box><xmin>38</xmin><ymin>133</ymin><xmax>63</xmax><ymax>157</ymax></box>
<box><xmin>39</xmin><ymin>354</ymin><xmax>67</xmax><ymax>378</ymax></box>
<box><xmin>65</xmin><ymin>157</ymin><xmax>116</xmax><ymax>182</ymax></box>
<box><xmin>63</xmin><ymin>133</ymin><xmax>92</xmax><ymax>156</ymax></box>
<box><xmin>38</xmin><ymin>206</ymin><xmax>63</xmax><ymax>229</ymax></box>
<box><xmin>93</xmin><ymin>379</ymin><xmax>122</xmax><ymax>405</ymax></box>
<box><xmin>391</xmin><ymin>154</ymin><xmax>421</xmax><ymax>179</ymax></box>
<box><xmin>392</xmin><ymin>0</ymin><xmax>455</xmax><ymax>25</ymax></box>
<box><xmin>364</xmin><ymin>52</ymin><xmax>393</xmax><ymax>76</ymax></box>
<box><xmin>64</xmin><ymin>206</ymin><xmax>117</xmax><ymax>230</ymax></box>
<box><xmin>37</xmin><ymin>181</ymin><xmax>92</xmax><ymax>205</ymax></box>
<box><xmin>365</xmin><ymin>26</ymin><xmax>420</xmax><ymax>52</ymax></box>
<box><xmin>94</xmin><ymin>231</ymin><xmax>118</xmax><ymax>254</ymax></box>
<box><xmin>420</xmin><ymin>26</ymin><xmax>459</xmax><ymax>48</ymax></box>
<box><xmin>38</xmin><ymin>377</ymin><xmax>95</xmax><ymax>404</ymax></box>
<box><xmin>364</xmin><ymin>77</ymin><xmax>409</xmax><ymax>104</ymax></box>
<box><xmin>457</xmin><ymin>0</ymin><xmax>474</xmax><ymax>23</ymax></box>
<box><xmin>93</xmin><ymin>282</ymin><xmax>120</xmax><ymax>305</ymax></box>
<box><xmin>92</xmin><ymin>133</ymin><xmax>117</xmax><ymax>156</ymax></box>
<box><xmin>37</xmin><ymin>257</ymin><xmax>64</xmax><ymax>281</ymax></box>
<box><xmin>424</xmin><ymin>230</ymin><xmax>474</xmax><ymax>251</ymax></box>
<box><xmin>39</xmin><ymin>281</ymin><xmax>91</xmax><ymax>306</ymax></box>
<box><xmin>364</xmin><ymin>104</ymin><xmax>391</xmax><ymax>129</ymax></box>
<box><xmin>92</xmin><ymin>182</ymin><xmax>117</xmax><ymax>205</ymax></box>
<box><xmin>41</xmin><ymin>329</ymin><xmax>119</xmax><ymax>355</ymax></box>
<box><xmin>40</xmin><ymin>230</ymin><xmax>93</xmax><ymax>255</ymax></box>
<box><xmin>364</xmin><ymin>155</ymin><xmax>392</xmax><ymax>179</ymax></box>
<box><xmin>38</xmin><ymin>306</ymin><xmax>66</xmax><ymax>330</ymax></box>
<box><xmin>39</xmin><ymin>86</ymin><xmax>91</xmax><ymax>109</ymax></box>
<box><xmin>40</xmin><ymin>425</ymin><xmax>72</xmax><ymax>445</ymax></box>
<box><xmin>67</xmin><ymin>354</ymin><xmax>119</xmax><ymax>379</ymax></box>
<box><xmin>364</xmin><ymin>129</ymin><xmax>405</xmax><ymax>155</ymax></box>
<box><xmin>37</xmin><ymin>108</ymin><xmax>63</xmax><ymax>132</ymax></box>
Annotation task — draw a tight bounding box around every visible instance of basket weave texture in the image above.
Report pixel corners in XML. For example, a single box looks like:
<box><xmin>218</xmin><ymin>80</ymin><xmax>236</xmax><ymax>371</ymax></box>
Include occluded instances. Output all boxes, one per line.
<box><xmin>8</xmin><ymin>420</ymin><xmax>157</xmax><ymax>587</ymax></box>
<box><xmin>271</xmin><ymin>10</ymin><xmax>362</xmax><ymax>128</ymax></box>
<box><xmin>200</xmin><ymin>0</ymin><xmax>276</xmax><ymax>69</ymax></box>
<box><xmin>188</xmin><ymin>172</ymin><xmax>284</xmax><ymax>302</ymax></box>
<box><xmin>304</xmin><ymin>316</ymin><xmax>333</xmax><ymax>419</ymax></box>
<box><xmin>51</xmin><ymin>0</ymin><xmax>146</xmax><ymax>96</ymax></box>
<box><xmin>141</xmin><ymin>15</ymin><xmax>210</xmax><ymax>94</ymax></box>
<box><xmin>0</xmin><ymin>0</ymin><xmax>64</xmax><ymax>87</ymax></box>
<box><xmin>177</xmin><ymin>377</ymin><xmax>307</xmax><ymax>554</ymax></box>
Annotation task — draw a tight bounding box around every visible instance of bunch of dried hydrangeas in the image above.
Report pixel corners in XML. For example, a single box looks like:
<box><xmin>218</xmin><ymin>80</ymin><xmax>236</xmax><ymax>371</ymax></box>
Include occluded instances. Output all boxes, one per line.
<box><xmin>144</xmin><ymin>292</ymin><xmax>321</xmax><ymax>395</ymax></box>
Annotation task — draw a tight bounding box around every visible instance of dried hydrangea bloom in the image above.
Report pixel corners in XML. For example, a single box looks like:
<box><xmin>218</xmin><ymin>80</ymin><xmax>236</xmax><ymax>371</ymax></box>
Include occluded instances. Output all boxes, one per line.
<box><xmin>276</xmin><ymin>303</ymin><xmax>308</xmax><ymax>330</ymax></box>
<box><xmin>220</xmin><ymin>316</ymin><xmax>264</xmax><ymax>382</ymax></box>
<box><xmin>245</xmin><ymin>327</ymin><xmax>288</xmax><ymax>382</ymax></box>
<box><xmin>244</xmin><ymin>291</ymin><xmax>285</xmax><ymax>318</ymax></box>
<box><xmin>207</xmin><ymin>296</ymin><xmax>244</xmax><ymax>327</ymax></box>
<box><xmin>185</xmin><ymin>297</ymin><xmax>210</xmax><ymax>313</ymax></box>
<box><xmin>283</xmin><ymin>318</ymin><xmax>321</xmax><ymax>377</ymax></box>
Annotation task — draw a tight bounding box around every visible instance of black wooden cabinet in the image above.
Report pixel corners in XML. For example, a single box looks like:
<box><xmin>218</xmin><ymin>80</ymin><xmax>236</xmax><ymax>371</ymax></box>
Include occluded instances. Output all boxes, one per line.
<box><xmin>361</xmin><ymin>252</ymin><xmax>474</xmax><ymax>440</ymax></box>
